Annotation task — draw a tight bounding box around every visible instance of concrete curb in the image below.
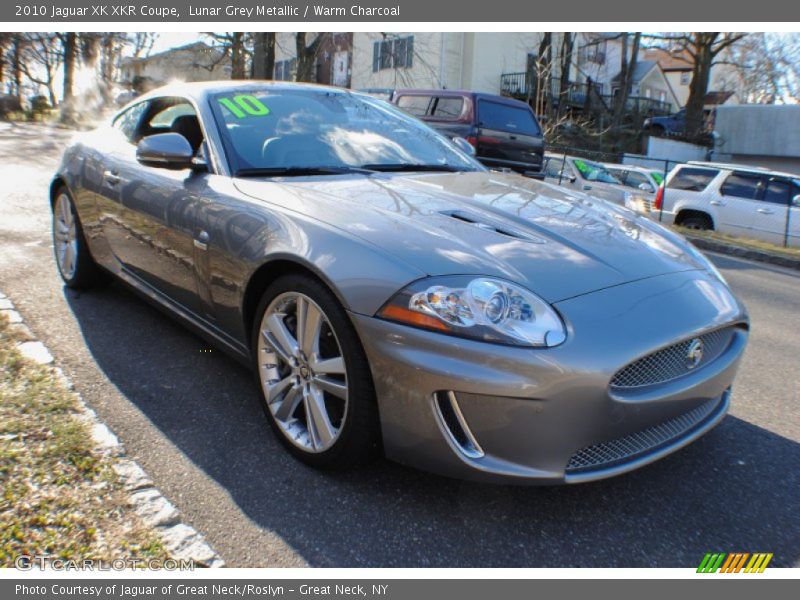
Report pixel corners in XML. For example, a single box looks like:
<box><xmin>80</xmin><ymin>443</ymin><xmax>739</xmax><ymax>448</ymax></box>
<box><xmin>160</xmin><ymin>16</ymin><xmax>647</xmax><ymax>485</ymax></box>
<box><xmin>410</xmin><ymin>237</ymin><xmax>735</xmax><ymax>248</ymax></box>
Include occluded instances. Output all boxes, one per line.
<box><xmin>0</xmin><ymin>291</ymin><xmax>225</xmax><ymax>568</ymax></box>
<box><xmin>684</xmin><ymin>234</ymin><xmax>800</xmax><ymax>271</ymax></box>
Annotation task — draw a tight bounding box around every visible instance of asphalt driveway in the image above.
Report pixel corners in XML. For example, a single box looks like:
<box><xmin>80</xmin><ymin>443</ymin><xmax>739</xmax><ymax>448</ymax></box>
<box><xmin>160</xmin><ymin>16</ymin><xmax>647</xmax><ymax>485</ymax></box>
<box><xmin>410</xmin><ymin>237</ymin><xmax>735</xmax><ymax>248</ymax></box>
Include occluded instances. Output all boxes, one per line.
<box><xmin>1</xmin><ymin>122</ymin><xmax>798</xmax><ymax>567</ymax></box>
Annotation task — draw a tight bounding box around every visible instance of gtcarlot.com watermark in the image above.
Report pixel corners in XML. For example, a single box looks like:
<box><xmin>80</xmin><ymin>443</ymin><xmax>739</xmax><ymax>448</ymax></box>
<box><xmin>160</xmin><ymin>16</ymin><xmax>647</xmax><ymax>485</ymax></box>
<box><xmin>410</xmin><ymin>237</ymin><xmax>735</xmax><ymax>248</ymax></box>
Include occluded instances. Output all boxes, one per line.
<box><xmin>14</xmin><ymin>555</ymin><xmax>195</xmax><ymax>571</ymax></box>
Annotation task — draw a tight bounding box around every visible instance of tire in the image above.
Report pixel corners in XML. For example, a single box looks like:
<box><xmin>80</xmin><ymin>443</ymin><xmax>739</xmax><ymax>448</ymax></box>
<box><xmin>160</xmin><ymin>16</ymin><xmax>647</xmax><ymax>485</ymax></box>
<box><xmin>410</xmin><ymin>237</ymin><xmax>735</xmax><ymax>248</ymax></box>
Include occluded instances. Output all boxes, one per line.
<box><xmin>251</xmin><ymin>273</ymin><xmax>380</xmax><ymax>470</ymax></box>
<box><xmin>678</xmin><ymin>213</ymin><xmax>713</xmax><ymax>231</ymax></box>
<box><xmin>52</xmin><ymin>187</ymin><xmax>104</xmax><ymax>290</ymax></box>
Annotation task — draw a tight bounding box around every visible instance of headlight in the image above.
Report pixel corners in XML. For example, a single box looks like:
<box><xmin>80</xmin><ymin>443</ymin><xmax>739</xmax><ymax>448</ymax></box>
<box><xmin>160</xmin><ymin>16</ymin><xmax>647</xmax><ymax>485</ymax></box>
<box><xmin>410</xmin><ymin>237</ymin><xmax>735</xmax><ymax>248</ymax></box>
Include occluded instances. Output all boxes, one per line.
<box><xmin>377</xmin><ymin>276</ymin><xmax>567</xmax><ymax>347</ymax></box>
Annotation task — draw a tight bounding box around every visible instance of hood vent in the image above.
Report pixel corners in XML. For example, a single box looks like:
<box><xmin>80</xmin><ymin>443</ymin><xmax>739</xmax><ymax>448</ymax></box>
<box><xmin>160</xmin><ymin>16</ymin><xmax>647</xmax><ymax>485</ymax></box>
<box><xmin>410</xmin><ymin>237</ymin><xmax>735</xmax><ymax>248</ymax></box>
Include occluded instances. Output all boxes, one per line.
<box><xmin>439</xmin><ymin>210</ymin><xmax>544</xmax><ymax>244</ymax></box>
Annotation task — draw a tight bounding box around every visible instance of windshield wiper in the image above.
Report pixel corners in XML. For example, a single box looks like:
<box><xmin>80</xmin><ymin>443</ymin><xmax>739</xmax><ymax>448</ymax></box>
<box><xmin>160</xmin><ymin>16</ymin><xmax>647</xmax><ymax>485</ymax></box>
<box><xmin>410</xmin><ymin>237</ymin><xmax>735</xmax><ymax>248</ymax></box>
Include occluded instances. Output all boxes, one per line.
<box><xmin>234</xmin><ymin>166</ymin><xmax>375</xmax><ymax>177</ymax></box>
<box><xmin>360</xmin><ymin>163</ymin><xmax>468</xmax><ymax>173</ymax></box>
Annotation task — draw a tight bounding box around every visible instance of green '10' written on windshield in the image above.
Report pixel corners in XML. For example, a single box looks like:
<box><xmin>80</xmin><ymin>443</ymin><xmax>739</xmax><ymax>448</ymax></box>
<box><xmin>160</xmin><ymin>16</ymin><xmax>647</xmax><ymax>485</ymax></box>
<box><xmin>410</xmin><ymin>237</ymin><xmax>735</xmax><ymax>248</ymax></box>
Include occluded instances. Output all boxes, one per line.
<box><xmin>218</xmin><ymin>95</ymin><xmax>271</xmax><ymax>118</ymax></box>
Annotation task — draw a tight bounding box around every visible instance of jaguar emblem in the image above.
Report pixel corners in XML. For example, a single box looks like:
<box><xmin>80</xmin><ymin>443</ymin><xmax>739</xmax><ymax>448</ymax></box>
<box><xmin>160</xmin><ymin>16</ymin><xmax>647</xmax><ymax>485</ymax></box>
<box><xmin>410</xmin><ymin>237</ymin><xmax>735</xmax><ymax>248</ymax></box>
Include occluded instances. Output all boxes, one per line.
<box><xmin>686</xmin><ymin>338</ymin><xmax>704</xmax><ymax>369</ymax></box>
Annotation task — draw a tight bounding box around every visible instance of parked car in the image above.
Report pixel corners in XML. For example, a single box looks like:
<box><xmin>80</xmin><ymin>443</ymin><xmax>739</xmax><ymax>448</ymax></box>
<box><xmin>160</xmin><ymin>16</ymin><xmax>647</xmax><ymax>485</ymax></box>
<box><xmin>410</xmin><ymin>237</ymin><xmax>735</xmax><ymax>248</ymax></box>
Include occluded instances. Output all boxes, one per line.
<box><xmin>652</xmin><ymin>162</ymin><xmax>800</xmax><ymax>246</ymax></box>
<box><xmin>50</xmin><ymin>82</ymin><xmax>749</xmax><ymax>484</ymax></box>
<box><xmin>392</xmin><ymin>89</ymin><xmax>545</xmax><ymax>178</ymax></box>
<box><xmin>543</xmin><ymin>153</ymin><xmax>632</xmax><ymax>205</ymax></box>
<box><xmin>603</xmin><ymin>163</ymin><xmax>665</xmax><ymax>212</ymax></box>
<box><xmin>644</xmin><ymin>108</ymin><xmax>686</xmax><ymax>136</ymax></box>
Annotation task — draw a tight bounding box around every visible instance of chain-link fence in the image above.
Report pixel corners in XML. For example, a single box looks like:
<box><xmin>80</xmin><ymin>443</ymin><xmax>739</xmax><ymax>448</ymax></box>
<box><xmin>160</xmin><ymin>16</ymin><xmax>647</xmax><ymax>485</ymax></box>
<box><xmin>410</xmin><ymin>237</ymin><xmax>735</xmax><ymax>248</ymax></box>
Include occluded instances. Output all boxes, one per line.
<box><xmin>544</xmin><ymin>144</ymin><xmax>797</xmax><ymax>248</ymax></box>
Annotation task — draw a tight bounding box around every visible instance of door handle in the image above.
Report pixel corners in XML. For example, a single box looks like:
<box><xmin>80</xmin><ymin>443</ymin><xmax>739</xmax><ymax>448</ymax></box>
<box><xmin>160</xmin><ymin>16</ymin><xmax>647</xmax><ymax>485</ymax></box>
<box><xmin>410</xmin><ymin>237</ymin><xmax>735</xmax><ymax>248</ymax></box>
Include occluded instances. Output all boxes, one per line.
<box><xmin>103</xmin><ymin>170</ymin><xmax>120</xmax><ymax>185</ymax></box>
<box><xmin>757</xmin><ymin>208</ymin><xmax>774</xmax><ymax>214</ymax></box>
<box><xmin>583</xmin><ymin>185</ymin><xmax>592</xmax><ymax>191</ymax></box>
<box><xmin>709</xmin><ymin>200</ymin><xmax>726</xmax><ymax>206</ymax></box>
<box><xmin>193</xmin><ymin>230</ymin><xmax>210</xmax><ymax>251</ymax></box>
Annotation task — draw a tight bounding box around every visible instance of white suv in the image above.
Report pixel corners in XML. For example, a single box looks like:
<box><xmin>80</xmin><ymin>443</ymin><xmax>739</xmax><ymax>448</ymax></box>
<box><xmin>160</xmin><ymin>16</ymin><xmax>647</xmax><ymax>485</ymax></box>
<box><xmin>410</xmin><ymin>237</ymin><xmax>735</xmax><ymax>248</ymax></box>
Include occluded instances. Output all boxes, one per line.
<box><xmin>651</xmin><ymin>162</ymin><xmax>800</xmax><ymax>247</ymax></box>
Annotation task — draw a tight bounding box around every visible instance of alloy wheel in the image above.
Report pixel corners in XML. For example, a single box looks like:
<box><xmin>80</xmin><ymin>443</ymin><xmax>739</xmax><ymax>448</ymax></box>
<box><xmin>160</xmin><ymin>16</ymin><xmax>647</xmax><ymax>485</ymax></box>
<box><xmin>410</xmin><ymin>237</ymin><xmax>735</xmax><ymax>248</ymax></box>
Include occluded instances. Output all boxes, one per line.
<box><xmin>54</xmin><ymin>193</ymin><xmax>78</xmax><ymax>281</ymax></box>
<box><xmin>257</xmin><ymin>292</ymin><xmax>349</xmax><ymax>453</ymax></box>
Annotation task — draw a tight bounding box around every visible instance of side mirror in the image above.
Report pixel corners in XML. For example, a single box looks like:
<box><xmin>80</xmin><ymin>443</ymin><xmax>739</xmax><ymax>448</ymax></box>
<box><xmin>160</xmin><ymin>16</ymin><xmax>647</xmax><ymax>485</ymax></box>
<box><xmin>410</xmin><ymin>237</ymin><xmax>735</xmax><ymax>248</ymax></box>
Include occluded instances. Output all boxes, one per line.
<box><xmin>560</xmin><ymin>171</ymin><xmax>576</xmax><ymax>183</ymax></box>
<box><xmin>137</xmin><ymin>133</ymin><xmax>199</xmax><ymax>170</ymax></box>
<box><xmin>451</xmin><ymin>136</ymin><xmax>476</xmax><ymax>156</ymax></box>
<box><xmin>793</xmin><ymin>194</ymin><xmax>800</xmax><ymax>208</ymax></box>
<box><xmin>639</xmin><ymin>182</ymin><xmax>653</xmax><ymax>192</ymax></box>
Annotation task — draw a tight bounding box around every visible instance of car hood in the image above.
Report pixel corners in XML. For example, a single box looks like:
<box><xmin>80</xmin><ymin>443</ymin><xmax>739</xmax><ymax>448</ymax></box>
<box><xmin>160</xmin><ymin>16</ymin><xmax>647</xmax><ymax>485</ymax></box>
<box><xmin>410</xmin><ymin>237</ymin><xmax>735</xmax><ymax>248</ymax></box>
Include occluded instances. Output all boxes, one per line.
<box><xmin>235</xmin><ymin>171</ymin><xmax>707</xmax><ymax>303</ymax></box>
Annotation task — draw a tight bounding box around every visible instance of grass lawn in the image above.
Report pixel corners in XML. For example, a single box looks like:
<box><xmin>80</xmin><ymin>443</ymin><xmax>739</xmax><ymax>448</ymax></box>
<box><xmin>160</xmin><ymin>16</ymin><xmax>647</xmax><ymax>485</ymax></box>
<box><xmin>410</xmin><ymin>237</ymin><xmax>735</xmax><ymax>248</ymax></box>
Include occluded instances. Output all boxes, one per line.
<box><xmin>0</xmin><ymin>313</ymin><xmax>167</xmax><ymax>565</ymax></box>
<box><xmin>672</xmin><ymin>226</ymin><xmax>800</xmax><ymax>260</ymax></box>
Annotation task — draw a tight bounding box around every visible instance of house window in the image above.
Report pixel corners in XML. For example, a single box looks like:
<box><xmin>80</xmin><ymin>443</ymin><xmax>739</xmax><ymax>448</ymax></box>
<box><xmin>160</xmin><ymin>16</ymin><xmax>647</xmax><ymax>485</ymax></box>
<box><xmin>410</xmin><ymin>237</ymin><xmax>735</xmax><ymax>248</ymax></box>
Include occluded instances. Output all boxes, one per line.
<box><xmin>581</xmin><ymin>41</ymin><xmax>606</xmax><ymax>65</ymax></box>
<box><xmin>680</xmin><ymin>72</ymin><xmax>690</xmax><ymax>85</ymax></box>
<box><xmin>372</xmin><ymin>35</ymin><xmax>414</xmax><ymax>72</ymax></box>
<box><xmin>274</xmin><ymin>58</ymin><xmax>296</xmax><ymax>81</ymax></box>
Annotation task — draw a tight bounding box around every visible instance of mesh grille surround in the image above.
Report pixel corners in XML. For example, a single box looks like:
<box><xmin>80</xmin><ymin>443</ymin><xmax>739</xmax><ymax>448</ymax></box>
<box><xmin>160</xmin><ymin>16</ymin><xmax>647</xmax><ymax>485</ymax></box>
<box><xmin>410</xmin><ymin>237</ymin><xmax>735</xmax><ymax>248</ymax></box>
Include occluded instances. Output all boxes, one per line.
<box><xmin>610</xmin><ymin>327</ymin><xmax>735</xmax><ymax>389</ymax></box>
<box><xmin>566</xmin><ymin>398</ymin><xmax>721</xmax><ymax>473</ymax></box>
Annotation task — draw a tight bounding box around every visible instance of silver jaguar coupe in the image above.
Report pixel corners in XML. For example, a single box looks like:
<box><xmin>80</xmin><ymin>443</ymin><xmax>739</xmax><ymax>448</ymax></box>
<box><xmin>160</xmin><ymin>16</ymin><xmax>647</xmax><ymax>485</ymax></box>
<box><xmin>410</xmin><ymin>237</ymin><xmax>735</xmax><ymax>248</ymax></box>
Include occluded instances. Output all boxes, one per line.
<box><xmin>51</xmin><ymin>81</ymin><xmax>749</xmax><ymax>484</ymax></box>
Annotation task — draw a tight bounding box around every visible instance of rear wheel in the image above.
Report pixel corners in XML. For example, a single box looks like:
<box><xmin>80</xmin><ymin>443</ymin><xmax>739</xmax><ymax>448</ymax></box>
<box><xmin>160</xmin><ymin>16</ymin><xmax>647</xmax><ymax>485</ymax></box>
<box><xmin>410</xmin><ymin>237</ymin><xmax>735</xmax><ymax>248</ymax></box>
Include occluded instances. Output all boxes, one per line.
<box><xmin>252</xmin><ymin>273</ymin><xmax>380</xmax><ymax>469</ymax></box>
<box><xmin>678</xmin><ymin>213</ymin><xmax>713</xmax><ymax>231</ymax></box>
<box><xmin>52</xmin><ymin>188</ymin><xmax>103</xmax><ymax>289</ymax></box>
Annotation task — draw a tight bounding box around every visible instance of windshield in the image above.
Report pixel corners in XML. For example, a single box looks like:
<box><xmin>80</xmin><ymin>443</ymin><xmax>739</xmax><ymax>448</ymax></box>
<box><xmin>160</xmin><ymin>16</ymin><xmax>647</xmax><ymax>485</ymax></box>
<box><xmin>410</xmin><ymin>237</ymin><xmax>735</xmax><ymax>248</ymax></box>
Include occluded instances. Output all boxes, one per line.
<box><xmin>571</xmin><ymin>158</ymin><xmax>621</xmax><ymax>184</ymax></box>
<box><xmin>209</xmin><ymin>88</ymin><xmax>483</xmax><ymax>175</ymax></box>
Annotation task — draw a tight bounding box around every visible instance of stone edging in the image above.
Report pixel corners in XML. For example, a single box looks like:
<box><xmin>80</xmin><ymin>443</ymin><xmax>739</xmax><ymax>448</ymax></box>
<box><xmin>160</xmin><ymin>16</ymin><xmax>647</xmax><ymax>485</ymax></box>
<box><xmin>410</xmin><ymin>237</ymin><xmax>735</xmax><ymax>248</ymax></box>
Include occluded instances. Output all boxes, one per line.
<box><xmin>684</xmin><ymin>234</ymin><xmax>800</xmax><ymax>271</ymax></box>
<box><xmin>0</xmin><ymin>291</ymin><xmax>225</xmax><ymax>568</ymax></box>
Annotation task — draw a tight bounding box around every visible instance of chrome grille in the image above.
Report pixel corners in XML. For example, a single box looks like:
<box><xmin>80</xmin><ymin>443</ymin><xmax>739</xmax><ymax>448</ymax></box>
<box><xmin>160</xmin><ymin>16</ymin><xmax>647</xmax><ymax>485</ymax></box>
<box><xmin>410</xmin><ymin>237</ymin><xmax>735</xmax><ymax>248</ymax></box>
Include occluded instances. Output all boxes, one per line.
<box><xmin>566</xmin><ymin>398</ymin><xmax>720</xmax><ymax>473</ymax></box>
<box><xmin>610</xmin><ymin>327</ymin><xmax>735</xmax><ymax>389</ymax></box>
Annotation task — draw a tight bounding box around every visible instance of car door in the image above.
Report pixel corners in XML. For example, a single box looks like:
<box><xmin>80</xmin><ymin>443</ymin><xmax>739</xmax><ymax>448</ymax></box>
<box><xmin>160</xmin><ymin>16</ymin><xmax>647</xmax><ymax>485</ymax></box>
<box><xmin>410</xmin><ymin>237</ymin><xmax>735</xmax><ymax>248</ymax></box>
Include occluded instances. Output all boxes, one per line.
<box><xmin>716</xmin><ymin>171</ymin><xmax>764</xmax><ymax>237</ymax></box>
<box><xmin>109</xmin><ymin>96</ymin><xmax>212</xmax><ymax>316</ymax></box>
<box><xmin>752</xmin><ymin>177</ymin><xmax>792</xmax><ymax>245</ymax></box>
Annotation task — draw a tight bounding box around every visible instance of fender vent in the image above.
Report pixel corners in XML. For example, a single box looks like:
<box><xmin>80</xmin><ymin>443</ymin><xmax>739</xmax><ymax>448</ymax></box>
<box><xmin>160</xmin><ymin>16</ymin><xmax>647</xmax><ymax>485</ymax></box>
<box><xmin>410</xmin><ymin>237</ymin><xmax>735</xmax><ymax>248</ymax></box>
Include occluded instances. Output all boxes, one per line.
<box><xmin>433</xmin><ymin>391</ymin><xmax>484</xmax><ymax>459</ymax></box>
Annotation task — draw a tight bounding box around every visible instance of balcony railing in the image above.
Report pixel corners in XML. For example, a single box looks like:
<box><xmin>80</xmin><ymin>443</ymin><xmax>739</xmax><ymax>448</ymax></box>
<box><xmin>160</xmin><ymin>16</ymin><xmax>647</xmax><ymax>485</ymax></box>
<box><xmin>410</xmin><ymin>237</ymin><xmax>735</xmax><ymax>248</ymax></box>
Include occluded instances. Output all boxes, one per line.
<box><xmin>500</xmin><ymin>72</ymin><xmax>672</xmax><ymax>116</ymax></box>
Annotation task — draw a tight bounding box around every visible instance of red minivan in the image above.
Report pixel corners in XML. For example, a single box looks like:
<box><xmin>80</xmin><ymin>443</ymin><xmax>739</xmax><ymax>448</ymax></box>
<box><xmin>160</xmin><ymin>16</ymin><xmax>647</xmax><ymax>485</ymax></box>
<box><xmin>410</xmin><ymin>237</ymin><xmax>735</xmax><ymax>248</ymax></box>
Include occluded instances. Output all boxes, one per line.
<box><xmin>391</xmin><ymin>89</ymin><xmax>545</xmax><ymax>178</ymax></box>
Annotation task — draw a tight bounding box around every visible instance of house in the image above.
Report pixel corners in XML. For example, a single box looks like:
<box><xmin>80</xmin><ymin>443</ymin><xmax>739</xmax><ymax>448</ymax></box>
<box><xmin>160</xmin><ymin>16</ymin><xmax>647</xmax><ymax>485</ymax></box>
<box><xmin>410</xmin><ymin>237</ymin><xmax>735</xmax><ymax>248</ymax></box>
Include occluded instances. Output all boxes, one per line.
<box><xmin>712</xmin><ymin>104</ymin><xmax>800</xmax><ymax>175</ymax></box>
<box><xmin>642</xmin><ymin>47</ymin><xmax>740</xmax><ymax>110</ymax></box>
<box><xmin>272</xmin><ymin>33</ymin><xmax>353</xmax><ymax>87</ymax></box>
<box><xmin>120</xmin><ymin>42</ymin><xmax>230</xmax><ymax>90</ymax></box>
<box><xmin>609</xmin><ymin>60</ymin><xmax>680</xmax><ymax>113</ymax></box>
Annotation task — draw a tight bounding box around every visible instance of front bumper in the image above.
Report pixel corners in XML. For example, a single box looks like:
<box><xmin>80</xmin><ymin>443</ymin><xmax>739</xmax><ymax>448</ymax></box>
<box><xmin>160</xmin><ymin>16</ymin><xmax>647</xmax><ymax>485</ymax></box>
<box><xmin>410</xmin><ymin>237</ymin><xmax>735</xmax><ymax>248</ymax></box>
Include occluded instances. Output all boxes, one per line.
<box><xmin>351</xmin><ymin>269</ymin><xmax>748</xmax><ymax>484</ymax></box>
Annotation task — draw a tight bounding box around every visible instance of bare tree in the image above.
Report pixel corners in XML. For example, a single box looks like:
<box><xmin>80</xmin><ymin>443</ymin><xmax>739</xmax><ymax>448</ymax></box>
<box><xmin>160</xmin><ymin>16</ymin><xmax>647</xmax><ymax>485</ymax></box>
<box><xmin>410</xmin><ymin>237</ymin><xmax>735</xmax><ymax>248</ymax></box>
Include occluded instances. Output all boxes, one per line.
<box><xmin>295</xmin><ymin>33</ymin><xmax>328</xmax><ymax>82</ymax></box>
<box><xmin>648</xmin><ymin>33</ymin><xmax>748</xmax><ymax>139</ymax></box>
<box><xmin>252</xmin><ymin>33</ymin><xmax>275</xmax><ymax>79</ymax></box>
<box><xmin>206</xmin><ymin>33</ymin><xmax>248</xmax><ymax>79</ymax></box>
<box><xmin>556</xmin><ymin>33</ymin><xmax>575</xmax><ymax>119</ymax></box>
<box><xmin>60</xmin><ymin>32</ymin><xmax>77</xmax><ymax>116</ymax></box>
<box><xmin>726</xmin><ymin>33</ymin><xmax>800</xmax><ymax>103</ymax></box>
<box><xmin>18</xmin><ymin>33</ymin><xmax>62</xmax><ymax>107</ymax></box>
<box><xmin>611</xmin><ymin>32</ymin><xmax>641</xmax><ymax>129</ymax></box>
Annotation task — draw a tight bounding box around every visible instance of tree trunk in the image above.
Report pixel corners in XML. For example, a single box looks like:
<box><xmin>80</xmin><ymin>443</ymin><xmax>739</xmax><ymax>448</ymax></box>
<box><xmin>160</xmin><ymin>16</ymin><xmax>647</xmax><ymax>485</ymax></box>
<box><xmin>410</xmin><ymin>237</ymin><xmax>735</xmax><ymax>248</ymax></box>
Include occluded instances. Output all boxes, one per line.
<box><xmin>12</xmin><ymin>35</ymin><xmax>23</xmax><ymax>102</ymax></box>
<box><xmin>61</xmin><ymin>32</ymin><xmax>77</xmax><ymax>121</ymax></box>
<box><xmin>685</xmin><ymin>33</ymin><xmax>715</xmax><ymax>140</ymax></box>
<box><xmin>612</xmin><ymin>32</ymin><xmax>641</xmax><ymax>129</ymax></box>
<box><xmin>557</xmin><ymin>33</ymin><xmax>574</xmax><ymax>119</ymax></box>
<box><xmin>295</xmin><ymin>33</ymin><xmax>327</xmax><ymax>82</ymax></box>
<box><xmin>230</xmin><ymin>32</ymin><xmax>245</xmax><ymax>79</ymax></box>
<box><xmin>252</xmin><ymin>33</ymin><xmax>275</xmax><ymax>79</ymax></box>
<box><xmin>536</xmin><ymin>33</ymin><xmax>552</xmax><ymax>118</ymax></box>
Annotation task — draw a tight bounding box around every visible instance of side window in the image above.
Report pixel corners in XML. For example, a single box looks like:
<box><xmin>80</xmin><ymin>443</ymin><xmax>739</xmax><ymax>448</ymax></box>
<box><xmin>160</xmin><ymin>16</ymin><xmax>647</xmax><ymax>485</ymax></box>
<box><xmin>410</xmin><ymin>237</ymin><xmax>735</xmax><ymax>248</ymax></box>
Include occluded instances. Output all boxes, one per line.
<box><xmin>667</xmin><ymin>167</ymin><xmax>719</xmax><ymax>192</ymax></box>
<box><xmin>137</xmin><ymin>97</ymin><xmax>203</xmax><ymax>154</ymax></box>
<box><xmin>626</xmin><ymin>171</ymin><xmax>654</xmax><ymax>192</ymax></box>
<box><xmin>763</xmin><ymin>179</ymin><xmax>791</xmax><ymax>205</ymax></box>
<box><xmin>112</xmin><ymin>102</ymin><xmax>147</xmax><ymax>143</ymax></box>
<box><xmin>396</xmin><ymin>95</ymin><xmax>433</xmax><ymax>117</ymax></box>
<box><xmin>431</xmin><ymin>97</ymin><xmax>464</xmax><ymax>120</ymax></box>
<box><xmin>607</xmin><ymin>168</ymin><xmax>625</xmax><ymax>183</ymax></box>
<box><xmin>544</xmin><ymin>157</ymin><xmax>563</xmax><ymax>178</ymax></box>
<box><xmin>720</xmin><ymin>172</ymin><xmax>763</xmax><ymax>200</ymax></box>
<box><xmin>148</xmin><ymin>103</ymin><xmax>195</xmax><ymax>128</ymax></box>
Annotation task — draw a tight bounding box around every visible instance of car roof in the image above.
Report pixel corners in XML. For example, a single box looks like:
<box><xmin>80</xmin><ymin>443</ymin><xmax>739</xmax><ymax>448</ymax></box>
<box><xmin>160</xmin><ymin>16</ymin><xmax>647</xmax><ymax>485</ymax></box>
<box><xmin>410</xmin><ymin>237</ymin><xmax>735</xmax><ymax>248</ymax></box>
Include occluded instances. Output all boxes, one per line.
<box><xmin>603</xmin><ymin>163</ymin><xmax>658</xmax><ymax>174</ymax></box>
<box><xmin>133</xmin><ymin>80</ymin><xmax>361</xmax><ymax>104</ymax></box>
<box><xmin>393</xmin><ymin>88</ymin><xmax>532</xmax><ymax>108</ymax></box>
<box><xmin>686</xmin><ymin>161</ymin><xmax>799</xmax><ymax>180</ymax></box>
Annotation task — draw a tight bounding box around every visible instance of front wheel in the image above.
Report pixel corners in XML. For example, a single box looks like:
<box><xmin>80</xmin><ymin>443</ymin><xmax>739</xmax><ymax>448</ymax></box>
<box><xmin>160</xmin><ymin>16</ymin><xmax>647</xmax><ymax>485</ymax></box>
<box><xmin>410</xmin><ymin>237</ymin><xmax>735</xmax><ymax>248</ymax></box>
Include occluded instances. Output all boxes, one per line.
<box><xmin>251</xmin><ymin>273</ymin><xmax>380</xmax><ymax>469</ymax></box>
<box><xmin>52</xmin><ymin>187</ymin><xmax>103</xmax><ymax>289</ymax></box>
